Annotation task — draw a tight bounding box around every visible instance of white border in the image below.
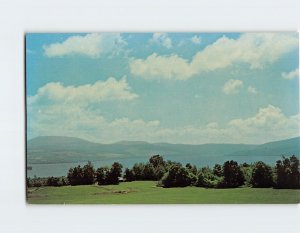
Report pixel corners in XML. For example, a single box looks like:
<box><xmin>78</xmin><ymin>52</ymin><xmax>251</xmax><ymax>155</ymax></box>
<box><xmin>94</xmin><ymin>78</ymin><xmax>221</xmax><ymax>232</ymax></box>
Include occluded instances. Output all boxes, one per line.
<box><xmin>0</xmin><ymin>0</ymin><xmax>299</xmax><ymax>232</ymax></box>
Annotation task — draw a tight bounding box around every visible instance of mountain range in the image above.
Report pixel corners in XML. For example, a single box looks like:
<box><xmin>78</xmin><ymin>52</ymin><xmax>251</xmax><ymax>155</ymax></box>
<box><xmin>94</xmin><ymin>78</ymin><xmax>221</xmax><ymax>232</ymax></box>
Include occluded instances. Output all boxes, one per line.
<box><xmin>27</xmin><ymin>136</ymin><xmax>299</xmax><ymax>164</ymax></box>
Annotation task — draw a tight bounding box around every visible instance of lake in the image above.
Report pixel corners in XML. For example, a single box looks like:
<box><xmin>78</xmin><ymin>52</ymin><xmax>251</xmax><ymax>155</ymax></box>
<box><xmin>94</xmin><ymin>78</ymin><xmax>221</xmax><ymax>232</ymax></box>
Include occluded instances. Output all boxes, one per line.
<box><xmin>27</xmin><ymin>154</ymin><xmax>283</xmax><ymax>178</ymax></box>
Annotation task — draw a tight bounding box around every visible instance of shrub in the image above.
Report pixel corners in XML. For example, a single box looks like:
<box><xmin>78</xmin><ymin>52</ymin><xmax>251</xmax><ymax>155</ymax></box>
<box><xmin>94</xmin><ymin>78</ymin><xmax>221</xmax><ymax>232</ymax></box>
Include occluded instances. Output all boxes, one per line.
<box><xmin>46</xmin><ymin>177</ymin><xmax>61</xmax><ymax>186</ymax></box>
<box><xmin>26</xmin><ymin>178</ymin><xmax>32</xmax><ymax>188</ymax></box>
<box><xmin>241</xmin><ymin>165</ymin><xmax>254</xmax><ymax>187</ymax></box>
<box><xmin>160</xmin><ymin>164</ymin><xmax>196</xmax><ymax>188</ymax></box>
<box><xmin>186</xmin><ymin>163</ymin><xmax>198</xmax><ymax>176</ymax></box>
<box><xmin>195</xmin><ymin>168</ymin><xmax>223</xmax><ymax>188</ymax></box>
<box><xmin>28</xmin><ymin>176</ymin><xmax>46</xmax><ymax>187</ymax></box>
<box><xmin>154</xmin><ymin>165</ymin><xmax>167</xmax><ymax>180</ymax></box>
<box><xmin>213</xmin><ymin>164</ymin><xmax>223</xmax><ymax>177</ymax></box>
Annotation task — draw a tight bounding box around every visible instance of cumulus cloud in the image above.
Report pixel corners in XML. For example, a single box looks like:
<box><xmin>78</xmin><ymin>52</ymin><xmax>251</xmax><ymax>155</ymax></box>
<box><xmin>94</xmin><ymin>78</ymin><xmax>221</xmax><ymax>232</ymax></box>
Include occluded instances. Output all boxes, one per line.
<box><xmin>247</xmin><ymin>86</ymin><xmax>257</xmax><ymax>95</ymax></box>
<box><xmin>28</xmin><ymin>77</ymin><xmax>138</xmax><ymax>106</ymax></box>
<box><xmin>191</xmin><ymin>35</ymin><xmax>201</xmax><ymax>44</ymax></box>
<box><xmin>27</xmin><ymin>77</ymin><xmax>142</xmax><ymax>142</ymax></box>
<box><xmin>130</xmin><ymin>33</ymin><xmax>298</xmax><ymax>80</ymax></box>
<box><xmin>28</xmin><ymin>90</ymin><xmax>299</xmax><ymax>145</ymax></box>
<box><xmin>129</xmin><ymin>53</ymin><xmax>193</xmax><ymax>80</ymax></box>
<box><xmin>168</xmin><ymin>105</ymin><xmax>299</xmax><ymax>144</ymax></box>
<box><xmin>228</xmin><ymin>105</ymin><xmax>299</xmax><ymax>142</ymax></box>
<box><xmin>29</xmin><ymin>107</ymin><xmax>162</xmax><ymax>143</ymax></box>
<box><xmin>43</xmin><ymin>33</ymin><xmax>126</xmax><ymax>58</ymax></box>
<box><xmin>222</xmin><ymin>79</ymin><xmax>243</xmax><ymax>94</ymax></box>
<box><xmin>282</xmin><ymin>68</ymin><xmax>299</xmax><ymax>80</ymax></box>
<box><xmin>151</xmin><ymin>33</ymin><xmax>173</xmax><ymax>49</ymax></box>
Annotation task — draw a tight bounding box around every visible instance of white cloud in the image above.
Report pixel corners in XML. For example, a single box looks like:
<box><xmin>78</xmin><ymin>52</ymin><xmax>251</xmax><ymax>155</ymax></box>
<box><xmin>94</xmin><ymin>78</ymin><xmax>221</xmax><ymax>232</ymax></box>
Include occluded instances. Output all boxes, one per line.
<box><xmin>28</xmin><ymin>104</ymin><xmax>162</xmax><ymax>143</ymax></box>
<box><xmin>247</xmin><ymin>86</ymin><xmax>257</xmax><ymax>94</ymax></box>
<box><xmin>28</xmin><ymin>87</ymin><xmax>299</xmax><ymax>145</ymax></box>
<box><xmin>27</xmin><ymin>77</ymin><xmax>141</xmax><ymax>142</ymax></box>
<box><xmin>166</xmin><ymin>105</ymin><xmax>299</xmax><ymax>144</ymax></box>
<box><xmin>228</xmin><ymin>105</ymin><xmax>299</xmax><ymax>142</ymax></box>
<box><xmin>130</xmin><ymin>33</ymin><xmax>298</xmax><ymax>80</ymax></box>
<box><xmin>28</xmin><ymin>77</ymin><xmax>138</xmax><ymax>106</ymax></box>
<box><xmin>151</xmin><ymin>33</ymin><xmax>172</xmax><ymax>49</ymax></box>
<box><xmin>282</xmin><ymin>68</ymin><xmax>299</xmax><ymax>80</ymax></box>
<box><xmin>222</xmin><ymin>79</ymin><xmax>243</xmax><ymax>94</ymax></box>
<box><xmin>129</xmin><ymin>53</ymin><xmax>193</xmax><ymax>80</ymax></box>
<box><xmin>26</xmin><ymin>49</ymin><xmax>35</xmax><ymax>54</ymax></box>
<box><xmin>43</xmin><ymin>33</ymin><xmax>126</xmax><ymax>58</ymax></box>
<box><xmin>191</xmin><ymin>35</ymin><xmax>201</xmax><ymax>44</ymax></box>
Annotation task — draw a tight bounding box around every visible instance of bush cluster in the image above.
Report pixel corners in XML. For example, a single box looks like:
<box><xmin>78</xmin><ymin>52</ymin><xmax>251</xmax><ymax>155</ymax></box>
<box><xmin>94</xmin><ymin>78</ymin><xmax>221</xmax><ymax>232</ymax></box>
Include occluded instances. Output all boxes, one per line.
<box><xmin>122</xmin><ymin>155</ymin><xmax>299</xmax><ymax>189</ymax></box>
<box><xmin>96</xmin><ymin>162</ymin><xmax>123</xmax><ymax>185</ymax></box>
<box><xmin>26</xmin><ymin>176</ymin><xmax>68</xmax><ymax>187</ymax></box>
<box><xmin>66</xmin><ymin>161</ymin><xmax>123</xmax><ymax>186</ymax></box>
<box><xmin>67</xmin><ymin>161</ymin><xmax>95</xmax><ymax>185</ymax></box>
<box><xmin>124</xmin><ymin>155</ymin><xmax>167</xmax><ymax>181</ymax></box>
<box><xmin>27</xmin><ymin>155</ymin><xmax>299</xmax><ymax>189</ymax></box>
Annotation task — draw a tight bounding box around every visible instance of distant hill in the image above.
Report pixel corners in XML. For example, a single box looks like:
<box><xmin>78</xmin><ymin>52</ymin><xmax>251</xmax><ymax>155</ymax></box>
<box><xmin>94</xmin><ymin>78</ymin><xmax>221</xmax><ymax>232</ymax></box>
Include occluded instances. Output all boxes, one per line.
<box><xmin>229</xmin><ymin>137</ymin><xmax>300</xmax><ymax>157</ymax></box>
<box><xmin>27</xmin><ymin>136</ymin><xmax>299</xmax><ymax>164</ymax></box>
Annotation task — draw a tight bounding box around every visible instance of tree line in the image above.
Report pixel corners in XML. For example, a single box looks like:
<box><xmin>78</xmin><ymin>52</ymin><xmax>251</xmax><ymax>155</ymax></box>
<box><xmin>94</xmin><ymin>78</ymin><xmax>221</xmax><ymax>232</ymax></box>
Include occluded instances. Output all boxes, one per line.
<box><xmin>27</xmin><ymin>155</ymin><xmax>300</xmax><ymax>189</ymax></box>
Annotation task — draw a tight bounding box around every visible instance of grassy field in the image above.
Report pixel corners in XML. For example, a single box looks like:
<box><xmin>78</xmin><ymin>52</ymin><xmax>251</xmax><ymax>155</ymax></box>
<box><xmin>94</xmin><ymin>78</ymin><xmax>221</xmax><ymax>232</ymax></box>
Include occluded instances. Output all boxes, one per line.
<box><xmin>27</xmin><ymin>181</ymin><xmax>300</xmax><ymax>204</ymax></box>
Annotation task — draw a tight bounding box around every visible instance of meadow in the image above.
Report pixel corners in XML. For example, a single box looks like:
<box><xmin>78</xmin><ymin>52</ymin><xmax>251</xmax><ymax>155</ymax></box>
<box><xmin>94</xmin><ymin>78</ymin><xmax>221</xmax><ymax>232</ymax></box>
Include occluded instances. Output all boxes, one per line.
<box><xmin>27</xmin><ymin>181</ymin><xmax>300</xmax><ymax>204</ymax></box>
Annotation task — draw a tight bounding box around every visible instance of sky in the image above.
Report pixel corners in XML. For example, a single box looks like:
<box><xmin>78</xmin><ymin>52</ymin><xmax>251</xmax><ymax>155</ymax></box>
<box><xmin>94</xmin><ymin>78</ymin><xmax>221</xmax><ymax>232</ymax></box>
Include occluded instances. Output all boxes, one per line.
<box><xmin>26</xmin><ymin>32</ymin><xmax>299</xmax><ymax>144</ymax></box>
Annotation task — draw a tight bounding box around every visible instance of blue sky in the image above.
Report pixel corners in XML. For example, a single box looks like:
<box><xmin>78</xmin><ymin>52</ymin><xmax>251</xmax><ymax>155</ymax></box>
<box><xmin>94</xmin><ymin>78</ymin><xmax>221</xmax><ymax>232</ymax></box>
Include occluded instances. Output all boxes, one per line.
<box><xmin>26</xmin><ymin>32</ymin><xmax>299</xmax><ymax>144</ymax></box>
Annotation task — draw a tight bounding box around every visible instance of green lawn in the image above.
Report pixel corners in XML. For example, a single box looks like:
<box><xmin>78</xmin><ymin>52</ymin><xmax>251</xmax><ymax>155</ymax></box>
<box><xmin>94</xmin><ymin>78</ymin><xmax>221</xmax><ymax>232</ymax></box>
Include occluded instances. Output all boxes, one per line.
<box><xmin>27</xmin><ymin>181</ymin><xmax>300</xmax><ymax>204</ymax></box>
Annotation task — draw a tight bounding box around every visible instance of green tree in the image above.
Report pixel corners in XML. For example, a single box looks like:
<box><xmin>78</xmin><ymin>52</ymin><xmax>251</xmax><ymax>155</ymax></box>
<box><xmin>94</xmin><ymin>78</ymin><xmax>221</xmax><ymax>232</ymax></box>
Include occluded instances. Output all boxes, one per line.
<box><xmin>160</xmin><ymin>164</ymin><xmax>195</xmax><ymax>188</ymax></box>
<box><xmin>61</xmin><ymin>177</ymin><xmax>68</xmax><ymax>186</ymax></box>
<box><xmin>143</xmin><ymin>163</ymin><xmax>155</xmax><ymax>180</ymax></box>
<box><xmin>67</xmin><ymin>163</ymin><xmax>95</xmax><ymax>186</ymax></box>
<box><xmin>107</xmin><ymin>162</ymin><xmax>123</xmax><ymax>184</ymax></box>
<box><xmin>67</xmin><ymin>165</ymin><xmax>84</xmax><ymax>186</ymax></box>
<box><xmin>96</xmin><ymin>166</ymin><xmax>110</xmax><ymax>185</ymax></box>
<box><xmin>250</xmin><ymin>161</ymin><xmax>273</xmax><ymax>188</ymax></box>
<box><xmin>82</xmin><ymin>161</ymin><xmax>95</xmax><ymax>185</ymax></box>
<box><xmin>213</xmin><ymin>164</ymin><xmax>223</xmax><ymax>177</ymax></box>
<box><xmin>275</xmin><ymin>156</ymin><xmax>300</xmax><ymax>189</ymax></box>
<box><xmin>221</xmin><ymin>160</ymin><xmax>245</xmax><ymax>188</ymax></box>
<box><xmin>154</xmin><ymin>165</ymin><xmax>167</xmax><ymax>180</ymax></box>
<box><xmin>149</xmin><ymin>154</ymin><xmax>165</xmax><ymax>167</ymax></box>
<box><xmin>148</xmin><ymin>155</ymin><xmax>167</xmax><ymax>180</ymax></box>
<box><xmin>185</xmin><ymin>163</ymin><xmax>198</xmax><ymax>176</ymax></box>
<box><xmin>124</xmin><ymin>168</ymin><xmax>135</xmax><ymax>181</ymax></box>
<box><xmin>132</xmin><ymin>163</ymin><xmax>145</xmax><ymax>180</ymax></box>
<box><xmin>290</xmin><ymin>155</ymin><xmax>300</xmax><ymax>188</ymax></box>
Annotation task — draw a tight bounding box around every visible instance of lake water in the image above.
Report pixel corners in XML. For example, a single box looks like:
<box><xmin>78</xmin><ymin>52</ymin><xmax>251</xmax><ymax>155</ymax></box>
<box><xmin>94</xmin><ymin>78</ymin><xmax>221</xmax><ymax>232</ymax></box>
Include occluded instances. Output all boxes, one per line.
<box><xmin>27</xmin><ymin>154</ymin><xmax>283</xmax><ymax>178</ymax></box>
